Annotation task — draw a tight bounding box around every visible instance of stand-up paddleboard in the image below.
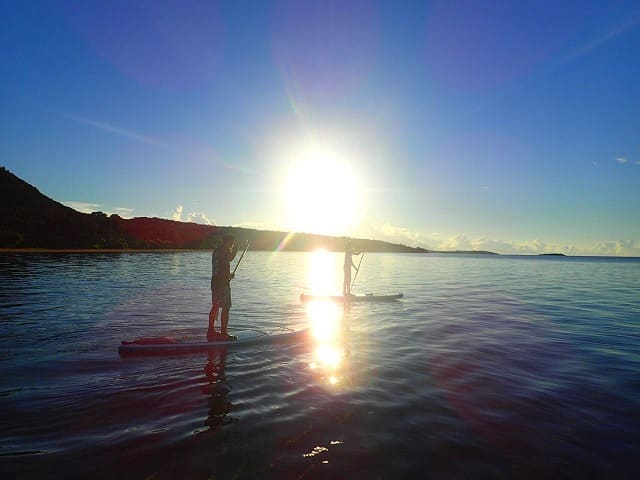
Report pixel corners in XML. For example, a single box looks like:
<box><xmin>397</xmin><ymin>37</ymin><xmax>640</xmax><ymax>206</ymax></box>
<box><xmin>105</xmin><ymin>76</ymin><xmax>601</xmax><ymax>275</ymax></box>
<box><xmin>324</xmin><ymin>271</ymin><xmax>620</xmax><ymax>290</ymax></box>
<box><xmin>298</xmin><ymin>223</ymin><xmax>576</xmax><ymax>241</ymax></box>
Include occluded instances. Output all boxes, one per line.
<box><xmin>300</xmin><ymin>293</ymin><xmax>403</xmax><ymax>303</ymax></box>
<box><xmin>119</xmin><ymin>328</ymin><xmax>308</xmax><ymax>357</ymax></box>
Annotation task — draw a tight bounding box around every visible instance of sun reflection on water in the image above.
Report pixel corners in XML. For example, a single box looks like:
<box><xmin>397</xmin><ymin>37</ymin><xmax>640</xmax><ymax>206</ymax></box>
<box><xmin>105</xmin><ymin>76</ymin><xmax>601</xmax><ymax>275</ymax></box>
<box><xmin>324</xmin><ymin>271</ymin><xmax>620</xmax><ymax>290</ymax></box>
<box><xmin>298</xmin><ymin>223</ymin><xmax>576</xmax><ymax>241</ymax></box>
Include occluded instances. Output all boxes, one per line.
<box><xmin>304</xmin><ymin>249</ymin><xmax>351</xmax><ymax>388</ymax></box>
<box><xmin>307</xmin><ymin>300</ymin><xmax>341</xmax><ymax>342</ymax></box>
<box><xmin>305</xmin><ymin>302</ymin><xmax>349</xmax><ymax>388</ymax></box>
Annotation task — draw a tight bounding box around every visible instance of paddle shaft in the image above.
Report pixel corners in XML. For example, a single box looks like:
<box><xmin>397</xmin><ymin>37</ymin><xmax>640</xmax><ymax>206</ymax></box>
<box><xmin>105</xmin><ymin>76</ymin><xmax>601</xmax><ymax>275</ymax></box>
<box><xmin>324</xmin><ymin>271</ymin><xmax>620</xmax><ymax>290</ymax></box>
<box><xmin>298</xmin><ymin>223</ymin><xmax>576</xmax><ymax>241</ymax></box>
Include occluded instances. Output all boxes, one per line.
<box><xmin>232</xmin><ymin>241</ymin><xmax>250</xmax><ymax>275</ymax></box>
<box><xmin>351</xmin><ymin>252</ymin><xmax>365</xmax><ymax>290</ymax></box>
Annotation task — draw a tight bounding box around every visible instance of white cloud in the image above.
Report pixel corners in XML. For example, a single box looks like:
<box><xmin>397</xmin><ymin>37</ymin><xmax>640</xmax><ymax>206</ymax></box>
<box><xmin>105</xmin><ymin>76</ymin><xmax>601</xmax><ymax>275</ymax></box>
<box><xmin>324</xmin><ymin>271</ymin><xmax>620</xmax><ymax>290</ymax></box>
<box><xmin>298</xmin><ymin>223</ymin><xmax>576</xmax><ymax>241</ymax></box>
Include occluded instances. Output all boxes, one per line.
<box><xmin>171</xmin><ymin>205</ymin><xmax>183</xmax><ymax>221</ymax></box>
<box><xmin>616</xmin><ymin>157</ymin><xmax>628</xmax><ymax>164</ymax></box>
<box><xmin>169</xmin><ymin>206</ymin><xmax>215</xmax><ymax>225</ymax></box>
<box><xmin>361</xmin><ymin>222</ymin><xmax>427</xmax><ymax>247</ymax></box>
<box><xmin>459</xmin><ymin>237</ymin><xmax>575</xmax><ymax>255</ymax></box>
<box><xmin>437</xmin><ymin>233</ymin><xmax>473</xmax><ymax>251</ymax></box>
<box><xmin>434</xmin><ymin>236</ymin><xmax>640</xmax><ymax>257</ymax></box>
<box><xmin>114</xmin><ymin>207</ymin><xmax>134</xmax><ymax>218</ymax></box>
<box><xmin>186</xmin><ymin>211</ymin><xmax>214</xmax><ymax>225</ymax></box>
<box><xmin>358</xmin><ymin>221</ymin><xmax>640</xmax><ymax>257</ymax></box>
<box><xmin>589</xmin><ymin>239</ymin><xmax>640</xmax><ymax>257</ymax></box>
<box><xmin>63</xmin><ymin>201</ymin><xmax>104</xmax><ymax>213</ymax></box>
<box><xmin>63</xmin><ymin>201</ymin><xmax>134</xmax><ymax>217</ymax></box>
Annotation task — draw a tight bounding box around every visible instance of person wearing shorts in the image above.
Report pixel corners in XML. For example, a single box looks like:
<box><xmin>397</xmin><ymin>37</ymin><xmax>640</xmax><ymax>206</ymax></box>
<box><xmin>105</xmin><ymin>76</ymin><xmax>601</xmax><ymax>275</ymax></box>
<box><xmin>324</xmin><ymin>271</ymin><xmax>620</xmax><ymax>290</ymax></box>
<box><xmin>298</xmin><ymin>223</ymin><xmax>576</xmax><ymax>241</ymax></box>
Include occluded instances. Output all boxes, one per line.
<box><xmin>208</xmin><ymin>235</ymin><xmax>238</xmax><ymax>341</ymax></box>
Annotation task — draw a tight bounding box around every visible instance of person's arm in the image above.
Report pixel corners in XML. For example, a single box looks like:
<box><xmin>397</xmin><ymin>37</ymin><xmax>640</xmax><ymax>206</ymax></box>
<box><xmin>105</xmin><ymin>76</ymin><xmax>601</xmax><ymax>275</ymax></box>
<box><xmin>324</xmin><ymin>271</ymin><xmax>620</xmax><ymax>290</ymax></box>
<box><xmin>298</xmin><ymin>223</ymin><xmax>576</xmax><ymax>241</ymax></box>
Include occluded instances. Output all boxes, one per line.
<box><xmin>228</xmin><ymin>244</ymin><xmax>239</xmax><ymax>279</ymax></box>
<box><xmin>351</xmin><ymin>250</ymin><xmax>362</xmax><ymax>268</ymax></box>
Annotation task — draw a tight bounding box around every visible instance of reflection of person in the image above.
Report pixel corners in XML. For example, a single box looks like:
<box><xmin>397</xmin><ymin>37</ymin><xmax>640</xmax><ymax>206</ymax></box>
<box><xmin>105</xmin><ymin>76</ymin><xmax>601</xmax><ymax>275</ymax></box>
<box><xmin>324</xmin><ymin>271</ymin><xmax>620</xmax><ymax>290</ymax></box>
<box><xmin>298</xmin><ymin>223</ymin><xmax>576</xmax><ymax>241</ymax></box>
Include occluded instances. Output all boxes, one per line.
<box><xmin>343</xmin><ymin>240</ymin><xmax>361</xmax><ymax>296</ymax></box>
<box><xmin>208</xmin><ymin>235</ymin><xmax>238</xmax><ymax>341</ymax></box>
<box><xmin>202</xmin><ymin>350</ymin><xmax>232</xmax><ymax>431</ymax></box>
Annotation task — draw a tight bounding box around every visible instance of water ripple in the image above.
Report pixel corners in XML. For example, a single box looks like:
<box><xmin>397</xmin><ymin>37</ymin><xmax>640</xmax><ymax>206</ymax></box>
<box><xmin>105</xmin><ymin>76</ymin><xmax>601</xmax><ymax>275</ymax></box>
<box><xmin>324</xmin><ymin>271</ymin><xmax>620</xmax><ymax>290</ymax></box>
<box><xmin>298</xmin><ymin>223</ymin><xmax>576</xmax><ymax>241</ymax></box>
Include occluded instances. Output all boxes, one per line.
<box><xmin>0</xmin><ymin>252</ymin><xmax>639</xmax><ymax>478</ymax></box>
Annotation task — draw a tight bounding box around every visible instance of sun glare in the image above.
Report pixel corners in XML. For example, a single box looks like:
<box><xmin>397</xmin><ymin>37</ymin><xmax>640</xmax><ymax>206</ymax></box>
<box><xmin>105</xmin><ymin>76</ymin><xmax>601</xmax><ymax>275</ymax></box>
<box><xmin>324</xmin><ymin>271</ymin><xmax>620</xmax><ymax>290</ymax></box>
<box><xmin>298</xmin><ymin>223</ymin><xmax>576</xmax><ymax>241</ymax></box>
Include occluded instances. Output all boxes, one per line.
<box><xmin>305</xmin><ymin>297</ymin><xmax>347</xmax><ymax>387</ymax></box>
<box><xmin>307</xmin><ymin>299</ymin><xmax>341</xmax><ymax>341</ymax></box>
<box><xmin>282</xmin><ymin>146</ymin><xmax>361</xmax><ymax>236</ymax></box>
<box><xmin>307</xmin><ymin>249</ymin><xmax>340</xmax><ymax>295</ymax></box>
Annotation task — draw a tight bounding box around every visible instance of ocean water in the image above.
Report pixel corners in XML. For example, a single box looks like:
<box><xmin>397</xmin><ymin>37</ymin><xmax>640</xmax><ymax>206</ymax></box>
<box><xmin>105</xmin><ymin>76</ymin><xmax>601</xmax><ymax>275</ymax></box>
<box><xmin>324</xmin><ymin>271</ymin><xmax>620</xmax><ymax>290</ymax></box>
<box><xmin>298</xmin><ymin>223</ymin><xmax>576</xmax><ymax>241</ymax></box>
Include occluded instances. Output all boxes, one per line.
<box><xmin>1</xmin><ymin>252</ymin><xmax>639</xmax><ymax>479</ymax></box>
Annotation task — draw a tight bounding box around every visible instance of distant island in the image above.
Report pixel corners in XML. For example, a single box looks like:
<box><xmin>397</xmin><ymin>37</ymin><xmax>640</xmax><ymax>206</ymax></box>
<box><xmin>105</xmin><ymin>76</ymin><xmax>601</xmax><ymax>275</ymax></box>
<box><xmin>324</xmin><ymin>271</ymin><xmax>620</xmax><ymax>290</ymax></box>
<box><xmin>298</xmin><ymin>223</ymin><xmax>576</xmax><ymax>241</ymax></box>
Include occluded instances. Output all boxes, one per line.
<box><xmin>0</xmin><ymin>166</ymin><xmax>496</xmax><ymax>254</ymax></box>
<box><xmin>539</xmin><ymin>253</ymin><xmax>566</xmax><ymax>256</ymax></box>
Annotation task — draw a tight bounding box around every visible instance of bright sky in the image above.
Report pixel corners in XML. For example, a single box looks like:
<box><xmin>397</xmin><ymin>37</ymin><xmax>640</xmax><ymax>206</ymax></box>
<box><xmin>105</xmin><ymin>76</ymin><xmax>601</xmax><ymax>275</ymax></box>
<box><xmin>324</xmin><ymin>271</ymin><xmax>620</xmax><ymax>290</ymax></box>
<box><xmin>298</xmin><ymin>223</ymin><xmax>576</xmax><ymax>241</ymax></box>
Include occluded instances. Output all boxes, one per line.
<box><xmin>2</xmin><ymin>1</ymin><xmax>639</xmax><ymax>256</ymax></box>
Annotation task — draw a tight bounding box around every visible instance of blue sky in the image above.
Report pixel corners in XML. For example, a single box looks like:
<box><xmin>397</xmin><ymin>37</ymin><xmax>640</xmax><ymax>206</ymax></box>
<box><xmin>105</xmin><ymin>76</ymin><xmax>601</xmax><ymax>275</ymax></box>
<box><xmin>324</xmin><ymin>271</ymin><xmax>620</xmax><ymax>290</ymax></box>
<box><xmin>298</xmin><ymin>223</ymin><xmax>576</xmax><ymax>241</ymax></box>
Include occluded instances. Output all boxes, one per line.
<box><xmin>2</xmin><ymin>1</ymin><xmax>639</xmax><ymax>255</ymax></box>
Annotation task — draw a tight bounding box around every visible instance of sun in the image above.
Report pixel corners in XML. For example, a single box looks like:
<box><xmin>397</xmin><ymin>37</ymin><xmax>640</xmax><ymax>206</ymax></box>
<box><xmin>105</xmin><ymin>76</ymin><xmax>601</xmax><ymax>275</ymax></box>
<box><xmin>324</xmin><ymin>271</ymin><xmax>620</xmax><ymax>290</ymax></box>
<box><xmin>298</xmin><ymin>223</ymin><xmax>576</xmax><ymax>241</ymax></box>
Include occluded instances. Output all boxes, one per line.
<box><xmin>282</xmin><ymin>146</ymin><xmax>361</xmax><ymax>236</ymax></box>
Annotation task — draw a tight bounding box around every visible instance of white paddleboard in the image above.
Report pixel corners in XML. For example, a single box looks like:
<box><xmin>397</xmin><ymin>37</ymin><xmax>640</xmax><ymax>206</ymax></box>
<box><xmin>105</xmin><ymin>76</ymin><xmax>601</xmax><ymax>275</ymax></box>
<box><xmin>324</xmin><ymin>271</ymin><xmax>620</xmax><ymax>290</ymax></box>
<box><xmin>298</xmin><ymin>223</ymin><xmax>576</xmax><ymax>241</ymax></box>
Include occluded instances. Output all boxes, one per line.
<box><xmin>119</xmin><ymin>328</ymin><xmax>308</xmax><ymax>357</ymax></box>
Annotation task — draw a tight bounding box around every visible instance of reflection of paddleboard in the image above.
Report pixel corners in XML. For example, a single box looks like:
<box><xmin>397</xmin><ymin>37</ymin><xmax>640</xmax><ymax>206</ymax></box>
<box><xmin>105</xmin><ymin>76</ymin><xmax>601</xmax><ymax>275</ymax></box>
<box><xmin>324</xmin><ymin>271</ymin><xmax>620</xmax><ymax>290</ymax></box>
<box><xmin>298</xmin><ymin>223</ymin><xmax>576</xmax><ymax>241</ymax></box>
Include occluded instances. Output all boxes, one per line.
<box><xmin>300</xmin><ymin>293</ymin><xmax>404</xmax><ymax>303</ymax></box>
<box><xmin>119</xmin><ymin>328</ymin><xmax>308</xmax><ymax>357</ymax></box>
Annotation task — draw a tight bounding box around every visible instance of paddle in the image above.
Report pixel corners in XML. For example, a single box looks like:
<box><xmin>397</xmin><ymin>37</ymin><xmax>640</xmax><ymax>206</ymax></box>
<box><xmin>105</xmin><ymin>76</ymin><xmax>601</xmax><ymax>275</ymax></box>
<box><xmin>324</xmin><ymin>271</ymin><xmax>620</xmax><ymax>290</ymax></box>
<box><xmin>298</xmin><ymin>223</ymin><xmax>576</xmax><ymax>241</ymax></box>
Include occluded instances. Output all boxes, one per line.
<box><xmin>232</xmin><ymin>240</ymin><xmax>250</xmax><ymax>276</ymax></box>
<box><xmin>351</xmin><ymin>251</ymin><xmax>365</xmax><ymax>291</ymax></box>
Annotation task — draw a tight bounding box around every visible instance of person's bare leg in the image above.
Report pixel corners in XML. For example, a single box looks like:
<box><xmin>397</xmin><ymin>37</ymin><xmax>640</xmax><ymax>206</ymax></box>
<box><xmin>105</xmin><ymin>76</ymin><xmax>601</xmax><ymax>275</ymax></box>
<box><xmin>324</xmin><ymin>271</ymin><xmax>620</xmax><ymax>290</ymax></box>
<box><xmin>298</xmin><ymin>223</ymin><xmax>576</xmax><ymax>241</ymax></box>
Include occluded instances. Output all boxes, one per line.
<box><xmin>343</xmin><ymin>267</ymin><xmax>352</xmax><ymax>297</ymax></box>
<box><xmin>220</xmin><ymin>307</ymin><xmax>230</xmax><ymax>336</ymax></box>
<box><xmin>208</xmin><ymin>301</ymin><xmax>220</xmax><ymax>340</ymax></box>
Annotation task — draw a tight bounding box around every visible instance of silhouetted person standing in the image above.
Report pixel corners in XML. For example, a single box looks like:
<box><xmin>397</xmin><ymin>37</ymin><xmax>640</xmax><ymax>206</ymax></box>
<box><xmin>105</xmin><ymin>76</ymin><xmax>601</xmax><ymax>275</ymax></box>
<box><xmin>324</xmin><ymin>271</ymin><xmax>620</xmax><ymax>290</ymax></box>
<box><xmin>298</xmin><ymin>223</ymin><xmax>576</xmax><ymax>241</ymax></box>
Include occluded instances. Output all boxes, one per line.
<box><xmin>208</xmin><ymin>235</ymin><xmax>238</xmax><ymax>341</ymax></box>
<box><xmin>343</xmin><ymin>240</ymin><xmax>361</xmax><ymax>297</ymax></box>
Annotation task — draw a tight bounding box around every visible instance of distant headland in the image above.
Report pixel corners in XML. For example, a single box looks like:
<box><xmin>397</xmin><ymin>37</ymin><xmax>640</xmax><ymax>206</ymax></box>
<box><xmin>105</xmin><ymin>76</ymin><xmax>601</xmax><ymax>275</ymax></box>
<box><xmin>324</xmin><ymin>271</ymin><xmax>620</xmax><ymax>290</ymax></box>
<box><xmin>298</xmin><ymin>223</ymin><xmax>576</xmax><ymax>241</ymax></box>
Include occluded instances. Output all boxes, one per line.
<box><xmin>0</xmin><ymin>166</ymin><xmax>496</xmax><ymax>254</ymax></box>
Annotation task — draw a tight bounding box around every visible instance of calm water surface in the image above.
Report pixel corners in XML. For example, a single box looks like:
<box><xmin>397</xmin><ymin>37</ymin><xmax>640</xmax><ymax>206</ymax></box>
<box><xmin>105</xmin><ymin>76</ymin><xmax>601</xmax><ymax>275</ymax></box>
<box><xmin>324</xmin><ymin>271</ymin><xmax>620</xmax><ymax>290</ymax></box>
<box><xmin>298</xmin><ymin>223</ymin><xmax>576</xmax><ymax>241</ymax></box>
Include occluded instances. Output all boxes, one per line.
<box><xmin>1</xmin><ymin>252</ymin><xmax>639</xmax><ymax>479</ymax></box>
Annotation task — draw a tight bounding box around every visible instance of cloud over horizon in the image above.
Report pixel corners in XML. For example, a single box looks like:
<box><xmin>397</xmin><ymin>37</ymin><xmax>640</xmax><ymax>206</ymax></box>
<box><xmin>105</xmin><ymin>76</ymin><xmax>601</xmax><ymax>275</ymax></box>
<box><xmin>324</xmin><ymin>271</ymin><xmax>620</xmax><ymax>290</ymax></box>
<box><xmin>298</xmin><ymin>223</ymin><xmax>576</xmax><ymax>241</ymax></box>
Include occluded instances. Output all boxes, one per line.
<box><xmin>62</xmin><ymin>202</ymin><xmax>639</xmax><ymax>257</ymax></box>
<box><xmin>186</xmin><ymin>212</ymin><xmax>213</xmax><ymax>225</ymax></box>
<box><xmin>360</xmin><ymin>221</ymin><xmax>639</xmax><ymax>257</ymax></box>
<box><xmin>114</xmin><ymin>207</ymin><xmax>134</xmax><ymax>218</ymax></box>
<box><xmin>171</xmin><ymin>205</ymin><xmax>184</xmax><ymax>222</ymax></box>
<box><xmin>435</xmin><ymin>235</ymin><xmax>640</xmax><ymax>257</ymax></box>
<box><xmin>171</xmin><ymin>204</ymin><xmax>214</xmax><ymax>225</ymax></box>
<box><xmin>63</xmin><ymin>201</ymin><xmax>103</xmax><ymax>214</ymax></box>
<box><xmin>63</xmin><ymin>201</ymin><xmax>133</xmax><ymax>218</ymax></box>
